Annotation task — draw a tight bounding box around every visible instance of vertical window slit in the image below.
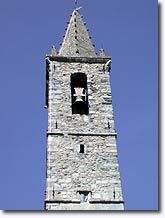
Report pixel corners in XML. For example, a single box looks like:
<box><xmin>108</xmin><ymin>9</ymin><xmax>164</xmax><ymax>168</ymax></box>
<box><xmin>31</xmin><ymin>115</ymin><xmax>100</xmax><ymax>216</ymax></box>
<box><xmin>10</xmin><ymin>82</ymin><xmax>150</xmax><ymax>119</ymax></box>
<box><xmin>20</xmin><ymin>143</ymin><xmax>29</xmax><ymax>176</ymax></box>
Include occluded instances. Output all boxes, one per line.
<box><xmin>80</xmin><ymin>144</ymin><xmax>84</xmax><ymax>153</ymax></box>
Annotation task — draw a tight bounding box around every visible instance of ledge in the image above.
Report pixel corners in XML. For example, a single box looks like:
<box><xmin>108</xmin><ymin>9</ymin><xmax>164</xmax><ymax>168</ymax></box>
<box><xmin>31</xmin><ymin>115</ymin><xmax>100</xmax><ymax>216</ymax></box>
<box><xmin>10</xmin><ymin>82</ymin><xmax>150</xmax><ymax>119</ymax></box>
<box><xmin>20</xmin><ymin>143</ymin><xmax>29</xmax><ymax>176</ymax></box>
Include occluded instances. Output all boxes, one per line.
<box><xmin>47</xmin><ymin>132</ymin><xmax>63</xmax><ymax>136</ymax></box>
<box><xmin>47</xmin><ymin>132</ymin><xmax>117</xmax><ymax>137</ymax></box>
<box><xmin>45</xmin><ymin>200</ymin><xmax>124</xmax><ymax>204</ymax></box>
<box><xmin>89</xmin><ymin>200</ymin><xmax>124</xmax><ymax>204</ymax></box>
<box><xmin>46</xmin><ymin>55</ymin><xmax>111</xmax><ymax>64</ymax></box>
<box><xmin>45</xmin><ymin>200</ymin><xmax>80</xmax><ymax>204</ymax></box>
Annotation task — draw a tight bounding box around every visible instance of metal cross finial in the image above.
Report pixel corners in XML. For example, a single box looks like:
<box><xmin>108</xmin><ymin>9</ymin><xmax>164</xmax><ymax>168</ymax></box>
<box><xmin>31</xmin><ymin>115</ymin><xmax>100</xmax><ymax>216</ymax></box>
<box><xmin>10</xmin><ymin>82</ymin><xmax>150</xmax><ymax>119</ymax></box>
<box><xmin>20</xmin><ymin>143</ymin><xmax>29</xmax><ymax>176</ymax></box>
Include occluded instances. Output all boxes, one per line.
<box><xmin>74</xmin><ymin>0</ymin><xmax>82</xmax><ymax>11</ymax></box>
<box><xmin>74</xmin><ymin>0</ymin><xmax>78</xmax><ymax>8</ymax></box>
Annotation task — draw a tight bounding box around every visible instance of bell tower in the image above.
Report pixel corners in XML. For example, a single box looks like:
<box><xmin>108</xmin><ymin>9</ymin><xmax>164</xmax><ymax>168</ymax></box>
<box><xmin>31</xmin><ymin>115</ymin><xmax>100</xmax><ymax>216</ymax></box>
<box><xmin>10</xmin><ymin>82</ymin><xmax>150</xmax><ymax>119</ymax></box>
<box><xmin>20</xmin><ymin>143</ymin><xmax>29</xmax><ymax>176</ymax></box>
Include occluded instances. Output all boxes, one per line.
<box><xmin>44</xmin><ymin>7</ymin><xmax>124</xmax><ymax>210</ymax></box>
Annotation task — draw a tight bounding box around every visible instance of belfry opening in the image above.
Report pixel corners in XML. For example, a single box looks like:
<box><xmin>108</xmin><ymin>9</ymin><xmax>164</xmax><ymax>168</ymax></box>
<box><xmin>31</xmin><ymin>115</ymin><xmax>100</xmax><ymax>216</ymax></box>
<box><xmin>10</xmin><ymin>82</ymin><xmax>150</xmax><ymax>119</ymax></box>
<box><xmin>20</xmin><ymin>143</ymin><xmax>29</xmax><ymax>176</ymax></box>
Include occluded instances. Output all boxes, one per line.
<box><xmin>71</xmin><ymin>73</ymin><xmax>89</xmax><ymax>115</ymax></box>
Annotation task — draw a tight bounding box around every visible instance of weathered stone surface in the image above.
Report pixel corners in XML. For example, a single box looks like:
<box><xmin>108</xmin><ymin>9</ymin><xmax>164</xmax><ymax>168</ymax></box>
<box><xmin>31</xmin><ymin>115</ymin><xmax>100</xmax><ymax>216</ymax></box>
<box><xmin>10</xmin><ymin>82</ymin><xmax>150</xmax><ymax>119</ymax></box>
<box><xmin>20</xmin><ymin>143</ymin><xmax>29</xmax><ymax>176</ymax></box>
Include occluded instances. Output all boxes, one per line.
<box><xmin>45</xmin><ymin>8</ymin><xmax>124</xmax><ymax>211</ymax></box>
<box><xmin>45</xmin><ymin>202</ymin><xmax>124</xmax><ymax>211</ymax></box>
<box><xmin>45</xmin><ymin>58</ymin><xmax>124</xmax><ymax>210</ymax></box>
<box><xmin>47</xmin><ymin>62</ymin><xmax>115</xmax><ymax>133</ymax></box>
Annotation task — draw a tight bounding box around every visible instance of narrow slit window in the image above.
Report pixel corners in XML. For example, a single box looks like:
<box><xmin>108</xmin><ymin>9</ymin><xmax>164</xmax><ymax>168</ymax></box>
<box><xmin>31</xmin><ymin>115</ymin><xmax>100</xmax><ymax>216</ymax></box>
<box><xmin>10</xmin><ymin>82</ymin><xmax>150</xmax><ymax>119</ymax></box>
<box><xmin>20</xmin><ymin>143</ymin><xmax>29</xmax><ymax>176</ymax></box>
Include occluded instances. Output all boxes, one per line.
<box><xmin>80</xmin><ymin>144</ymin><xmax>84</xmax><ymax>153</ymax></box>
<box><xmin>78</xmin><ymin>191</ymin><xmax>89</xmax><ymax>203</ymax></box>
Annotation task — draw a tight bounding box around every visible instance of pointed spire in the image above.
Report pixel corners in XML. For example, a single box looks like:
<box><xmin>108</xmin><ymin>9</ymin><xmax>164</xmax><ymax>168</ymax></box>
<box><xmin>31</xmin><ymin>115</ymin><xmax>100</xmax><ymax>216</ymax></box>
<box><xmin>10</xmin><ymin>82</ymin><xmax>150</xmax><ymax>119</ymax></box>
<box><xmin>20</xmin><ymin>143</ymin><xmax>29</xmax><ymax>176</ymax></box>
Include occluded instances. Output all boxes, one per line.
<box><xmin>99</xmin><ymin>48</ymin><xmax>106</xmax><ymax>57</ymax></box>
<box><xmin>50</xmin><ymin>45</ymin><xmax>57</xmax><ymax>56</ymax></box>
<box><xmin>59</xmin><ymin>9</ymin><xmax>97</xmax><ymax>57</ymax></box>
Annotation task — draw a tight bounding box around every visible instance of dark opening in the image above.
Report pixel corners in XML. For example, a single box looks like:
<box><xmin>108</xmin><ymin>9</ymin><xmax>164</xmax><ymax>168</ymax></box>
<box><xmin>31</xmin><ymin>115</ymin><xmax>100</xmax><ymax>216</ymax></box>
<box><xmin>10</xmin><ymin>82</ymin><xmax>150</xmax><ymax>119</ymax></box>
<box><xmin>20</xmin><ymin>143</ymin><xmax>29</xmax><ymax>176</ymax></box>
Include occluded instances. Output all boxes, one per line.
<box><xmin>71</xmin><ymin>73</ymin><xmax>89</xmax><ymax>115</ymax></box>
<box><xmin>80</xmin><ymin>144</ymin><xmax>84</xmax><ymax>153</ymax></box>
<box><xmin>78</xmin><ymin>191</ymin><xmax>89</xmax><ymax>203</ymax></box>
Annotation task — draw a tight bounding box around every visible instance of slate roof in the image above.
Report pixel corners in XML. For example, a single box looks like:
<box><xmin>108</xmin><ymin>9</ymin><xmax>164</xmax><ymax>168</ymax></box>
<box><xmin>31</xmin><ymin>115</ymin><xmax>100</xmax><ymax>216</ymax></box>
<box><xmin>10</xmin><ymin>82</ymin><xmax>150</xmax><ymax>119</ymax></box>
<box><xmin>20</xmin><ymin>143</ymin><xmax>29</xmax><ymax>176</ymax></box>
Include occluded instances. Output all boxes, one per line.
<box><xmin>59</xmin><ymin>9</ymin><xmax>97</xmax><ymax>57</ymax></box>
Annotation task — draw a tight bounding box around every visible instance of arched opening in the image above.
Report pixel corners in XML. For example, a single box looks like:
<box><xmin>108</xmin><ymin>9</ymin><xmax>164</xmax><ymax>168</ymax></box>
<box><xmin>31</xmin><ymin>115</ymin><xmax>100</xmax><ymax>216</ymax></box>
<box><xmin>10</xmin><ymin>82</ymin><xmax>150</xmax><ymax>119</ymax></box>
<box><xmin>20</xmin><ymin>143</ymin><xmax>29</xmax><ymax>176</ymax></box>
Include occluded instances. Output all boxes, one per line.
<box><xmin>71</xmin><ymin>73</ymin><xmax>89</xmax><ymax>115</ymax></box>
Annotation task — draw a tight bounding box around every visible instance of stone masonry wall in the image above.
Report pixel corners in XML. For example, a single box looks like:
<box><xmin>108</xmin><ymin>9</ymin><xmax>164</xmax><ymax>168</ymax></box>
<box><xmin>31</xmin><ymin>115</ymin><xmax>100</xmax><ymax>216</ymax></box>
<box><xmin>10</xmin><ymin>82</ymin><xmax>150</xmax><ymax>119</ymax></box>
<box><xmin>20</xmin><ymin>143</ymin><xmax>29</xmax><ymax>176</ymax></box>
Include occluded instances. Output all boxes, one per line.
<box><xmin>46</xmin><ymin>134</ymin><xmax>123</xmax><ymax>201</ymax></box>
<box><xmin>47</xmin><ymin>62</ymin><xmax>115</xmax><ymax>134</ymax></box>
<box><xmin>45</xmin><ymin>60</ymin><xmax>124</xmax><ymax>210</ymax></box>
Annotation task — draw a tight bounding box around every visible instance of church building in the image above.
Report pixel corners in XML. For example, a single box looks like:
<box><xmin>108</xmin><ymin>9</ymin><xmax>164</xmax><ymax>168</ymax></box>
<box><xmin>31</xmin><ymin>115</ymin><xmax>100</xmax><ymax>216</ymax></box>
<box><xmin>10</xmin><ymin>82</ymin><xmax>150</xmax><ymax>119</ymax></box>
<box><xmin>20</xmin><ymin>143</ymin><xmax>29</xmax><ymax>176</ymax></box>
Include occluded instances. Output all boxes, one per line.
<box><xmin>44</xmin><ymin>6</ymin><xmax>124</xmax><ymax>210</ymax></box>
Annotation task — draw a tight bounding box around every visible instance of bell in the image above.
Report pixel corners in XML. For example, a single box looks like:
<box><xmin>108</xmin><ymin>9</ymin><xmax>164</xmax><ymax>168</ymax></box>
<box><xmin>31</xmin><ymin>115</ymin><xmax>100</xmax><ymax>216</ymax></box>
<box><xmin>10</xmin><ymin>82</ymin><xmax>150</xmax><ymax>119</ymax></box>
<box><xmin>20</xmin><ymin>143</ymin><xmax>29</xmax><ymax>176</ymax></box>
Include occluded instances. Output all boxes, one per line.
<box><xmin>73</xmin><ymin>87</ymin><xmax>85</xmax><ymax>105</ymax></box>
<box><xmin>72</xmin><ymin>87</ymin><xmax>87</xmax><ymax>114</ymax></box>
<box><xmin>74</xmin><ymin>95</ymin><xmax>84</xmax><ymax>104</ymax></box>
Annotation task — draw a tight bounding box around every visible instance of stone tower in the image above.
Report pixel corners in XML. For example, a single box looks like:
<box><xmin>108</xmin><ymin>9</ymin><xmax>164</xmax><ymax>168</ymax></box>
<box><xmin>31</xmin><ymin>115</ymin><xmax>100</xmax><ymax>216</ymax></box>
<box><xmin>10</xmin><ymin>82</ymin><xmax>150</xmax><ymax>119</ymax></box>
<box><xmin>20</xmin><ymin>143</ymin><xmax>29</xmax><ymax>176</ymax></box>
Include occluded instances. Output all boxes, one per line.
<box><xmin>44</xmin><ymin>8</ymin><xmax>124</xmax><ymax>210</ymax></box>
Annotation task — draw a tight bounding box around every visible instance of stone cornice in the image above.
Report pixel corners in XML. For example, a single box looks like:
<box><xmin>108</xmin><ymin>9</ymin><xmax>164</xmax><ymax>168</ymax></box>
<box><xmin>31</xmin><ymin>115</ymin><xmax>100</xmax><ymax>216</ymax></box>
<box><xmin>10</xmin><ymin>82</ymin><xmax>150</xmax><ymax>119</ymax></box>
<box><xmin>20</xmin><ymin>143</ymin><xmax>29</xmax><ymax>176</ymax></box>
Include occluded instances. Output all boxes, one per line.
<box><xmin>45</xmin><ymin>200</ymin><xmax>124</xmax><ymax>204</ymax></box>
<box><xmin>47</xmin><ymin>132</ymin><xmax>117</xmax><ymax>137</ymax></box>
<box><xmin>46</xmin><ymin>55</ymin><xmax>111</xmax><ymax>64</ymax></box>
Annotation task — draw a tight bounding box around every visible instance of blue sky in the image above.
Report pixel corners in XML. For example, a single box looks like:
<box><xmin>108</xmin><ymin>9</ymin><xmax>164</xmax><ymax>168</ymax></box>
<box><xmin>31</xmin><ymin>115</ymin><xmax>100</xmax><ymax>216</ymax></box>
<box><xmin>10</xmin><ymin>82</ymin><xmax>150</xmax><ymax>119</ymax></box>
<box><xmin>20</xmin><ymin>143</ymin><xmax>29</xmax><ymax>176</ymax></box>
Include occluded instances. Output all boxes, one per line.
<box><xmin>0</xmin><ymin>0</ymin><xmax>158</xmax><ymax>210</ymax></box>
